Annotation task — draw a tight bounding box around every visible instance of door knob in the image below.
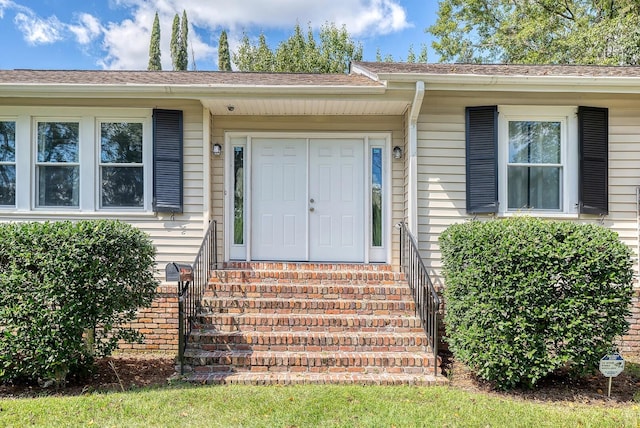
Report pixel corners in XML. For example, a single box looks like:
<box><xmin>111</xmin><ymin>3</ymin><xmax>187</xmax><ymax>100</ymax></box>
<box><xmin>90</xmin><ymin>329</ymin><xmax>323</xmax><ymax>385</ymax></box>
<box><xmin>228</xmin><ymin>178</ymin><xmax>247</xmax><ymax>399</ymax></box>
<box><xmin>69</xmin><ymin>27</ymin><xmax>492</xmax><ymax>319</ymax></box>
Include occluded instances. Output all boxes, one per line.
<box><xmin>310</xmin><ymin>198</ymin><xmax>315</xmax><ymax>203</ymax></box>
<box><xmin>309</xmin><ymin>207</ymin><xmax>315</xmax><ymax>212</ymax></box>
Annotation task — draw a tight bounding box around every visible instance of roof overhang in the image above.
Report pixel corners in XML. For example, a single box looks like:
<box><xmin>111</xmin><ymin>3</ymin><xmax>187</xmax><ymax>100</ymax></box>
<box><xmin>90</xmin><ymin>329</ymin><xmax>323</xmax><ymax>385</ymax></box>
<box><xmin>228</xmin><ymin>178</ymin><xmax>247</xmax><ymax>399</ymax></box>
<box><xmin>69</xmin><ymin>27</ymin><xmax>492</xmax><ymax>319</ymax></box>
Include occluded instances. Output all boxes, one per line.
<box><xmin>378</xmin><ymin>74</ymin><xmax>640</xmax><ymax>94</ymax></box>
<box><xmin>350</xmin><ymin>63</ymin><xmax>640</xmax><ymax>94</ymax></box>
<box><xmin>0</xmin><ymin>82</ymin><xmax>410</xmax><ymax>115</ymax></box>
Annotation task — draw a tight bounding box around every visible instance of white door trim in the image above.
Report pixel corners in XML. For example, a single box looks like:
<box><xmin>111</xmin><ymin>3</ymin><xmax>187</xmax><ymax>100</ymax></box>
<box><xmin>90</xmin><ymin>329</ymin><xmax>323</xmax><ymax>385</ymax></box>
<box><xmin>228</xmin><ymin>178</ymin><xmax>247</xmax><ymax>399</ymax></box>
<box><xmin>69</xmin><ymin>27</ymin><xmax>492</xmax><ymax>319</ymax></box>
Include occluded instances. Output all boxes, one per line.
<box><xmin>224</xmin><ymin>131</ymin><xmax>391</xmax><ymax>263</ymax></box>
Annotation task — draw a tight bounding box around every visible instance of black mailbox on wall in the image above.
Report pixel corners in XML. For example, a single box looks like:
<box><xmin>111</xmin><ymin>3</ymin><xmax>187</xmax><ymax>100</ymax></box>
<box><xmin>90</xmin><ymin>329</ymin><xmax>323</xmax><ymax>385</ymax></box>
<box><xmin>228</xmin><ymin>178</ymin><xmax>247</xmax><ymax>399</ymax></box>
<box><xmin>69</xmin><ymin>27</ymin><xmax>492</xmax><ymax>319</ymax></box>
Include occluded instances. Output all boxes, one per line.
<box><xmin>165</xmin><ymin>262</ymin><xmax>193</xmax><ymax>282</ymax></box>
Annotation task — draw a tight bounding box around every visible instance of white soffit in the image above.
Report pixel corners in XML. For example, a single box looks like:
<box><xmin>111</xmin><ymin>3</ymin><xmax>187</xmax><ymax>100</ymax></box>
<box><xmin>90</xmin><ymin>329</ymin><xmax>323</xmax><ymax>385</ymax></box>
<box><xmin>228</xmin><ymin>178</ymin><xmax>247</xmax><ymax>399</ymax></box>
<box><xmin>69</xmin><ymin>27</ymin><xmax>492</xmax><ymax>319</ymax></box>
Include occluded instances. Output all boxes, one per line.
<box><xmin>201</xmin><ymin>98</ymin><xmax>409</xmax><ymax>116</ymax></box>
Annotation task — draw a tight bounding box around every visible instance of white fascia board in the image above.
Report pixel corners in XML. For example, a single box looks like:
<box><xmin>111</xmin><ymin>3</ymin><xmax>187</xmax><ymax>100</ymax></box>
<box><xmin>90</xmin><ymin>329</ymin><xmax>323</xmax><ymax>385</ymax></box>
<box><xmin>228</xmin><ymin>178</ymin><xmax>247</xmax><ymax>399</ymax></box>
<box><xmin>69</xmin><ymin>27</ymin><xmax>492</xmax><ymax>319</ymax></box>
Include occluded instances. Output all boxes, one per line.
<box><xmin>371</xmin><ymin>73</ymin><xmax>640</xmax><ymax>94</ymax></box>
<box><xmin>0</xmin><ymin>83</ymin><xmax>387</xmax><ymax>98</ymax></box>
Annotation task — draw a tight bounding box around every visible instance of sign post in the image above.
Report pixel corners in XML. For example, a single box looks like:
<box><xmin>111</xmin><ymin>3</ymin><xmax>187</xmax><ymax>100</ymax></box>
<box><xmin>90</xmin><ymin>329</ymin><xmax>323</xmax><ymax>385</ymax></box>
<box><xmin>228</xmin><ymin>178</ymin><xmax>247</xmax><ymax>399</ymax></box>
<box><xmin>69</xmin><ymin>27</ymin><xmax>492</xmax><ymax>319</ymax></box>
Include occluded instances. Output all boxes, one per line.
<box><xmin>599</xmin><ymin>353</ymin><xmax>625</xmax><ymax>397</ymax></box>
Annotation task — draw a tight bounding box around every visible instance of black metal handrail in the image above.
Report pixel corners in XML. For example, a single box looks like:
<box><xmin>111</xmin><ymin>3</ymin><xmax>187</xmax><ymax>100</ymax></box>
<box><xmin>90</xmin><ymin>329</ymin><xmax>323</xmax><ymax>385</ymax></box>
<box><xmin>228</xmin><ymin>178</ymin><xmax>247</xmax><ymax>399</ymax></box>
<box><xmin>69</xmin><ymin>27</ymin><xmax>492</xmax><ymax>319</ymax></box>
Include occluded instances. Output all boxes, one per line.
<box><xmin>398</xmin><ymin>222</ymin><xmax>440</xmax><ymax>376</ymax></box>
<box><xmin>177</xmin><ymin>219</ymin><xmax>218</xmax><ymax>374</ymax></box>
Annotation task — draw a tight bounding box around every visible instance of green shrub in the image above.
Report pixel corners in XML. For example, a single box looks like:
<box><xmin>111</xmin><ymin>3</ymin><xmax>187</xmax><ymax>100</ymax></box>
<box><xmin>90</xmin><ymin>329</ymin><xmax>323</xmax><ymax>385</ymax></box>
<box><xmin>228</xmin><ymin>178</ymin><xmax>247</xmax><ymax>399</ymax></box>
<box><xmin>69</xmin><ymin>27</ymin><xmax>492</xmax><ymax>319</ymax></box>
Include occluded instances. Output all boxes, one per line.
<box><xmin>439</xmin><ymin>217</ymin><xmax>634</xmax><ymax>390</ymax></box>
<box><xmin>0</xmin><ymin>220</ymin><xmax>158</xmax><ymax>385</ymax></box>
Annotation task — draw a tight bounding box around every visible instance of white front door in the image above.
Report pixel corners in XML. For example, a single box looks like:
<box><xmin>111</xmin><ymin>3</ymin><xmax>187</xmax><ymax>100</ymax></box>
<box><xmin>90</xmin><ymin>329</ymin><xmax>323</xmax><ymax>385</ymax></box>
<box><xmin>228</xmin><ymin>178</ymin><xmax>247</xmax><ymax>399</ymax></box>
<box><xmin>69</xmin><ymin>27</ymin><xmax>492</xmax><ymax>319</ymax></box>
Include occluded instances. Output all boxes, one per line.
<box><xmin>309</xmin><ymin>139</ymin><xmax>364</xmax><ymax>262</ymax></box>
<box><xmin>250</xmin><ymin>138</ymin><xmax>364</xmax><ymax>262</ymax></box>
<box><xmin>251</xmin><ymin>138</ymin><xmax>308</xmax><ymax>261</ymax></box>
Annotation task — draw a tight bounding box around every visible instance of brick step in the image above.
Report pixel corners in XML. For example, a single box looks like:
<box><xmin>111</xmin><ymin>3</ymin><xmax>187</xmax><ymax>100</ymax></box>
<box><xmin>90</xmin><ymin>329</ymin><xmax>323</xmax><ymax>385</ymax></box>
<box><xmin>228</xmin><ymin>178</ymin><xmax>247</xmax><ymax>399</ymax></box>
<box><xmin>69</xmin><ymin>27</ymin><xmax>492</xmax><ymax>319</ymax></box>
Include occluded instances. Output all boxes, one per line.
<box><xmin>200</xmin><ymin>297</ymin><xmax>416</xmax><ymax>315</ymax></box>
<box><xmin>208</xmin><ymin>270</ymin><xmax>404</xmax><ymax>285</ymax></box>
<box><xmin>181</xmin><ymin>371</ymin><xmax>445</xmax><ymax>386</ymax></box>
<box><xmin>187</xmin><ymin>331</ymin><xmax>430</xmax><ymax>352</ymax></box>
<box><xmin>193</xmin><ymin>313</ymin><xmax>424</xmax><ymax>333</ymax></box>
<box><xmin>183</xmin><ymin>349</ymin><xmax>434</xmax><ymax>374</ymax></box>
<box><xmin>222</xmin><ymin>262</ymin><xmax>395</xmax><ymax>271</ymax></box>
<box><xmin>206</xmin><ymin>283</ymin><xmax>412</xmax><ymax>300</ymax></box>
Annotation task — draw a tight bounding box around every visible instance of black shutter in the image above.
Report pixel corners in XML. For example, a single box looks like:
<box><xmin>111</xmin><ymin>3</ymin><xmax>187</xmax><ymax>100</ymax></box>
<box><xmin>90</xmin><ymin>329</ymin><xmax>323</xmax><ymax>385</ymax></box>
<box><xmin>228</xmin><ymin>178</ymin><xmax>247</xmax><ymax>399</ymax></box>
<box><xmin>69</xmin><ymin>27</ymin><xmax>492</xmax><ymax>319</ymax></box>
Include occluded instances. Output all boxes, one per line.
<box><xmin>153</xmin><ymin>109</ymin><xmax>183</xmax><ymax>213</ymax></box>
<box><xmin>578</xmin><ymin>106</ymin><xmax>608</xmax><ymax>215</ymax></box>
<box><xmin>466</xmin><ymin>106</ymin><xmax>498</xmax><ymax>214</ymax></box>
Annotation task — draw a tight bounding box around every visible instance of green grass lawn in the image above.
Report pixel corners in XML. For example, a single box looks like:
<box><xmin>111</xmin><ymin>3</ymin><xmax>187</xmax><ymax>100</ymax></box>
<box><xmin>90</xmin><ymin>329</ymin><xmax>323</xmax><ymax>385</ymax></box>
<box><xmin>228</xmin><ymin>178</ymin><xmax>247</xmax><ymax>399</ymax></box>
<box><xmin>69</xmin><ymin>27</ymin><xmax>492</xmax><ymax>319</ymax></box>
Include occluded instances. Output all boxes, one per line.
<box><xmin>1</xmin><ymin>384</ymin><xmax>638</xmax><ymax>428</ymax></box>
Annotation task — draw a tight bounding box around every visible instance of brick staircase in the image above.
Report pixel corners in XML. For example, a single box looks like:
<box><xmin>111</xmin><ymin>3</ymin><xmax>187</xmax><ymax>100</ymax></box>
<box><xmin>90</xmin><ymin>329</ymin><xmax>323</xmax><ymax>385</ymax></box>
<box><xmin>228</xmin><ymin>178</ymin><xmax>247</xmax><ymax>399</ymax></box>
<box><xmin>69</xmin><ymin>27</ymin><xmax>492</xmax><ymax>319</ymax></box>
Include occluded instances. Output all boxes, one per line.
<box><xmin>180</xmin><ymin>262</ymin><xmax>443</xmax><ymax>385</ymax></box>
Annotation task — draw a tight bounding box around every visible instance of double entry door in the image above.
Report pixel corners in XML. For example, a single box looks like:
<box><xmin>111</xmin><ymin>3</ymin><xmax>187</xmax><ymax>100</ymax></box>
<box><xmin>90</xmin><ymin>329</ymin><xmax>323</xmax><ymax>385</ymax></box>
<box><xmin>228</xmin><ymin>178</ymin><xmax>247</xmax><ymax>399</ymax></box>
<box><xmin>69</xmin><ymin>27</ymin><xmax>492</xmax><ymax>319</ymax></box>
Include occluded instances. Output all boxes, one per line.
<box><xmin>251</xmin><ymin>138</ymin><xmax>364</xmax><ymax>262</ymax></box>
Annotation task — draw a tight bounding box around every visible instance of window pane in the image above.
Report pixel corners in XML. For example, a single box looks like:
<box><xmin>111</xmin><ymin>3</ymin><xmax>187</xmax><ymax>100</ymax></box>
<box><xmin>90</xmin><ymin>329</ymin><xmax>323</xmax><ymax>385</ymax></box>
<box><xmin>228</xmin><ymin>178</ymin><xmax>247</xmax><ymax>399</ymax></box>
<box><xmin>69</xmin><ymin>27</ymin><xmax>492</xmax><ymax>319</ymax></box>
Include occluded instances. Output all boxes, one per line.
<box><xmin>233</xmin><ymin>147</ymin><xmax>244</xmax><ymax>245</ymax></box>
<box><xmin>0</xmin><ymin>121</ymin><xmax>16</xmax><ymax>162</ymax></box>
<box><xmin>508</xmin><ymin>121</ymin><xmax>560</xmax><ymax>164</ymax></box>
<box><xmin>0</xmin><ymin>165</ymin><xmax>15</xmax><ymax>205</ymax></box>
<box><xmin>37</xmin><ymin>122</ymin><xmax>79</xmax><ymax>163</ymax></box>
<box><xmin>101</xmin><ymin>166</ymin><xmax>144</xmax><ymax>208</ymax></box>
<box><xmin>508</xmin><ymin>166</ymin><xmax>560</xmax><ymax>210</ymax></box>
<box><xmin>371</xmin><ymin>147</ymin><xmax>382</xmax><ymax>247</ymax></box>
<box><xmin>101</xmin><ymin>122</ymin><xmax>143</xmax><ymax>163</ymax></box>
<box><xmin>38</xmin><ymin>165</ymin><xmax>79</xmax><ymax>207</ymax></box>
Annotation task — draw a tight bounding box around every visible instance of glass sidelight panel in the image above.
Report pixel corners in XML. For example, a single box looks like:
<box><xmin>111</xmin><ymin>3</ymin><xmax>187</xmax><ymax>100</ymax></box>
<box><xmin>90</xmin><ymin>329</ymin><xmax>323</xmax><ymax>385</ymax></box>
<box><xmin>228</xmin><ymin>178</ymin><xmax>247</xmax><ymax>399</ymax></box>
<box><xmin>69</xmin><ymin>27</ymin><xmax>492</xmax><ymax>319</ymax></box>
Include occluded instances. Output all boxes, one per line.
<box><xmin>371</xmin><ymin>147</ymin><xmax>382</xmax><ymax>247</ymax></box>
<box><xmin>233</xmin><ymin>146</ymin><xmax>244</xmax><ymax>245</ymax></box>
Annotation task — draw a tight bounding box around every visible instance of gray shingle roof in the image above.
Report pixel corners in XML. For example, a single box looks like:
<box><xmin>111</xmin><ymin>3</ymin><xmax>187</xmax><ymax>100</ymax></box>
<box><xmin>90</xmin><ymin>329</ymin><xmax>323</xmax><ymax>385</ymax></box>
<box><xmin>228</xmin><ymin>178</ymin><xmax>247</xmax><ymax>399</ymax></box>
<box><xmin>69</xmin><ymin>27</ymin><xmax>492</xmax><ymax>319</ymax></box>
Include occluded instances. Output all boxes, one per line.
<box><xmin>352</xmin><ymin>61</ymin><xmax>640</xmax><ymax>78</ymax></box>
<box><xmin>0</xmin><ymin>69</ymin><xmax>382</xmax><ymax>86</ymax></box>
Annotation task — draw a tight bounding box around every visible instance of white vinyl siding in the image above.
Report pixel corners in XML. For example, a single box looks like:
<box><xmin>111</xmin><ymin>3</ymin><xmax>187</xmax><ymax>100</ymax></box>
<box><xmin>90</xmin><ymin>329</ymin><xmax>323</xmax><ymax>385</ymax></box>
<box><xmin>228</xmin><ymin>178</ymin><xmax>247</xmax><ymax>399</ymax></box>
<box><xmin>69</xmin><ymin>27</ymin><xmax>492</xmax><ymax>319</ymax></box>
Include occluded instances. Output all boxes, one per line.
<box><xmin>417</xmin><ymin>92</ymin><xmax>640</xmax><ymax>282</ymax></box>
<box><xmin>0</xmin><ymin>100</ymin><xmax>206</xmax><ymax>272</ymax></box>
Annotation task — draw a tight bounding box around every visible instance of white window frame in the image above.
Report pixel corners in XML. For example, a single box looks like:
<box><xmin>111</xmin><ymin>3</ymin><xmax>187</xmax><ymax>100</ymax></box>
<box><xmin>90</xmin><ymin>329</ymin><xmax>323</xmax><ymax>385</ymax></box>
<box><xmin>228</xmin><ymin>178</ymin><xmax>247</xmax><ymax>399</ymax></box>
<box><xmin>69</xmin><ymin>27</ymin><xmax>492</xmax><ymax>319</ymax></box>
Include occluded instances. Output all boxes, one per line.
<box><xmin>0</xmin><ymin>107</ymin><xmax>153</xmax><ymax>216</ymax></box>
<box><xmin>34</xmin><ymin>118</ymin><xmax>81</xmax><ymax>209</ymax></box>
<box><xmin>0</xmin><ymin>118</ymin><xmax>17</xmax><ymax>208</ymax></box>
<box><xmin>96</xmin><ymin>118</ymin><xmax>150</xmax><ymax>211</ymax></box>
<box><xmin>228</xmin><ymin>137</ymin><xmax>247</xmax><ymax>260</ymax></box>
<box><xmin>368</xmin><ymin>138</ymin><xmax>388</xmax><ymax>262</ymax></box>
<box><xmin>498</xmin><ymin>106</ymin><xmax>578</xmax><ymax>217</ymax></box>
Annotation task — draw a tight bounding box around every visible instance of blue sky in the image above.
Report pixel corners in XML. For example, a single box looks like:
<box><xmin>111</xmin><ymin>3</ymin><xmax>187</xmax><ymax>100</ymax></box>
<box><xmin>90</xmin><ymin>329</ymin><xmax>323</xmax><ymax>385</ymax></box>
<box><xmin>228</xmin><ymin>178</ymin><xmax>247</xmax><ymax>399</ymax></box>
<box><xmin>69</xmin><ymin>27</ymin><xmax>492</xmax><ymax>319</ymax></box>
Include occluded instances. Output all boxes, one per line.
<box><xmin>0</xmin><ymin>0</ymin><xmax>439</xmax><ymax>70</ymax></box>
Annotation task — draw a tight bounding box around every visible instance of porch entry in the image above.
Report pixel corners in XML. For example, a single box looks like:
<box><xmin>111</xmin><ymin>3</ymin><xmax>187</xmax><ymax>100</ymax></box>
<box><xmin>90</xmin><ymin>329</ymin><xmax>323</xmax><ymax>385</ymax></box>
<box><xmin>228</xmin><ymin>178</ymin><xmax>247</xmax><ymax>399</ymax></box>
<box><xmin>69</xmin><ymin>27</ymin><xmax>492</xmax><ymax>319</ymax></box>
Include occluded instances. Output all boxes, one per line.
<box><xmin>226</xmin><ymin>133</ymin><xmax>390</xmax><ymax>263</ymax></box>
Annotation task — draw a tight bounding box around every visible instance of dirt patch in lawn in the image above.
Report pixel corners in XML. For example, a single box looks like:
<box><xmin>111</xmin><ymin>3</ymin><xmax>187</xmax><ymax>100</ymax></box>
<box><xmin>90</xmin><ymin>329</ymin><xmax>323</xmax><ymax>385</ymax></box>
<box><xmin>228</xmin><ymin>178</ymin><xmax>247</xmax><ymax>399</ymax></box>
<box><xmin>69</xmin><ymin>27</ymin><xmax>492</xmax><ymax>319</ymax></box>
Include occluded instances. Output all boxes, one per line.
<box><xmin>1</xmin><ymin>352</ymin><xmax>638</xmax><ymax>406</ymax></box>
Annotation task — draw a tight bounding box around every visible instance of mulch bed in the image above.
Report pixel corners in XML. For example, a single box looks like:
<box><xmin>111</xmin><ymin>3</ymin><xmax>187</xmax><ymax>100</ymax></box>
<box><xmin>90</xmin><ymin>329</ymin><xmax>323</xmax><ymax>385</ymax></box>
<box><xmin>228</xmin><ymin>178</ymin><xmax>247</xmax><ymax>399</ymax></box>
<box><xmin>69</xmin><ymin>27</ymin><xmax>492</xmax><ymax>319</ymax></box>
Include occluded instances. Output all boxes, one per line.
<box><xmin>443</xmin><ymin>353</ymin><xmax>640</xmax><ymax>407</ymax></box>
<box><xmin>0</xmin><ymin>354</ymin><xmax>176</xmax><ymax>398</ymax></box>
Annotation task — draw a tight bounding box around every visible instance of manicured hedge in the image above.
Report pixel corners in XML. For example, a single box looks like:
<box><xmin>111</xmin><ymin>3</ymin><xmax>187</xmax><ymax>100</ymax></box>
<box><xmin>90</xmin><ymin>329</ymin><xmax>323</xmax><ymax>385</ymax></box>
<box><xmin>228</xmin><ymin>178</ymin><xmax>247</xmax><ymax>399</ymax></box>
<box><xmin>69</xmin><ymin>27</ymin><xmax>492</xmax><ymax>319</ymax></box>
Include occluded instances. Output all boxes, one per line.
<box><xmin>439</xmin><ymin>217</ymin><xmax>633</xmax><ymax>390</ymax></box>
<box><xmin>0</xmin><ymin>220</ymin><xmax>158</xmax><ymax>385</ymax></box>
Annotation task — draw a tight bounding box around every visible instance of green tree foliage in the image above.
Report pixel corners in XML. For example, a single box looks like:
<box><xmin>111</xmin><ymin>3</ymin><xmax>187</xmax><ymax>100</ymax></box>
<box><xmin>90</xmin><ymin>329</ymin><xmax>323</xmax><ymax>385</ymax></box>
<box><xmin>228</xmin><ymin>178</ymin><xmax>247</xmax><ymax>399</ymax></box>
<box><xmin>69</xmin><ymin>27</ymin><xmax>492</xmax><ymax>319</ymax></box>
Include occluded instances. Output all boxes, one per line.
<box><xmin>218</xmin><ymin>30</ymin><xmax>232</xmax><ymax>71</ymax></box>
<box><xmin>234</xmin><ymin>33</ymin><xmax>275</xmax><ymax>72</ymax></box>
<box><xmin>407</xmin><ymin>45</ymin><xmax>416</xmax><ymax>63</ymax></box>
<box><xmin>233</xmin><ymin>22</ymin><xmax>363</xmax><ymax>73</ymax></box>
<box><xmin>0</xmin><ymin>220</ymin><xmax>158</xmax><ymax>385</ymax></box>
<box><xmin>147</xmin><ymin>12</ymin><xmax>161</xmax><ymax>71</ymax></box>
<box><xmin>377</xmin><ymin>44</ymin><xmax>427</xmax><ymax>63</ymax></box>
<box><xmin>179</xmin><ymin>10</ymin><xmax>189</xmax><ymax>70</ymax></box>
<box><xmin>439</xmin><ymin>217</ymin><xmax>634</xmax><ymax>390</ymax></box>
<box><xmin>170</xmin><ymin>14</ymin><xmax>180</xmax><ymax>69</ymax></box>
<box><xmin>417</xmin><ymin>43</ymin><xmax>428</xmax><ymax>63</ymax></box>
<box><xmin>429</xmin><ymin>0</ymin><xmax>640</xmax><ymax>64</ymax></box>
<box><xmin>170</xmin><ymin>11</ymin><xmax>188</xmax><ymax>71</ymax></box>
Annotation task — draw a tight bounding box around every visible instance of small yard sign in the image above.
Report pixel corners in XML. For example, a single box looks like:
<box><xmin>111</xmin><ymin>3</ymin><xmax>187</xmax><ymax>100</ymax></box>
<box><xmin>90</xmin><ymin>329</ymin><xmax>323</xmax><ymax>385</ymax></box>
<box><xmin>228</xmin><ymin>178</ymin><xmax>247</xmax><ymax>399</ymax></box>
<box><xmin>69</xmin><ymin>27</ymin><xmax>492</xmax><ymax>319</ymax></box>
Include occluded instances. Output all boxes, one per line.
<box><xmin>599</xmin><ymin>353</ymin><xmax>625</xmax><ymax>397</ymax></box>
<box><xmin>599</xmin><ymin>353</ymin><xmax>625</xmax><ymax>377</ymax></box>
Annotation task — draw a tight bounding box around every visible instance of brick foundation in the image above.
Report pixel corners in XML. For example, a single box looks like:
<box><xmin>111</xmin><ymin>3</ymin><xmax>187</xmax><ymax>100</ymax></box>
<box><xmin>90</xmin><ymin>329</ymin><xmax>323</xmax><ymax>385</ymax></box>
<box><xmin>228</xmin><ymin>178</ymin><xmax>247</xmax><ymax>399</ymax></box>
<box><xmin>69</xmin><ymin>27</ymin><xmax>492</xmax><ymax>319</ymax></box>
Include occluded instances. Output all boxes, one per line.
<box><xmin>620</xmin><ymin>289</ymin><xmax>640</xmax><ymax>356</ymax></box>
<box><xmin>122</xmin><ymin>283</ymin><xmax>640</xmax><ymax>358</ymax></box>
<box><xmin>119</xmin><ymin>283</ymin><xmax>179</xmax><ymax>352</ymax></box>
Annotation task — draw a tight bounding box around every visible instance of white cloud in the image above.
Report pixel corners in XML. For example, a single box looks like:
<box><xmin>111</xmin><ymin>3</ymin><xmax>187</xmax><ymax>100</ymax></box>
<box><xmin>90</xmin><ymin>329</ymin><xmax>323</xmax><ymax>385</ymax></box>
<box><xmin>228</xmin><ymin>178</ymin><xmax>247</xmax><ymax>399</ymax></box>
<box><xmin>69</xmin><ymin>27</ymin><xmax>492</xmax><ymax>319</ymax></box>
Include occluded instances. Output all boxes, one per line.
<box><xmin>99</xmin><ymin>16</ymin><xmax>151</xmax><ymax>69</ymax></box>
<box><xmin>68</xmin><ymin>13</ymin><xmax>103</xmax><ymax>45</ymax></box>
<box><xmin>99</xmin><ymin>0</ymin><xmax>410</xmax><ymax>69</ymax></box>
<box><xmin>0</xmin><ymin>0</ymin><xmax>14</xmax><ymax>19</ymax></box>
<box><xmin>14</xmin><ymin>11</ymin><xmax>64</xmax><ymax>45</ymax></box>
